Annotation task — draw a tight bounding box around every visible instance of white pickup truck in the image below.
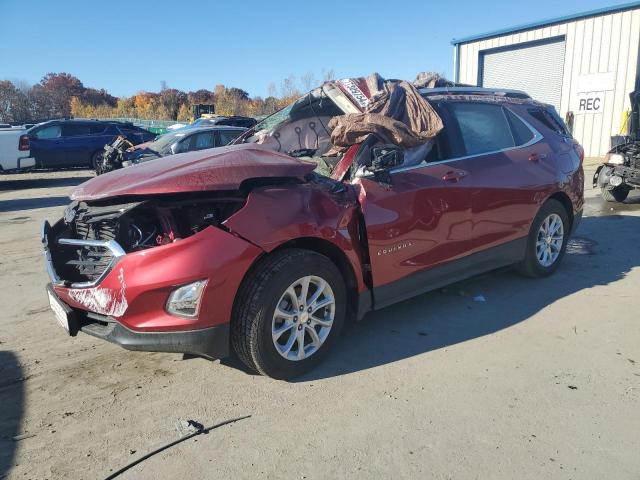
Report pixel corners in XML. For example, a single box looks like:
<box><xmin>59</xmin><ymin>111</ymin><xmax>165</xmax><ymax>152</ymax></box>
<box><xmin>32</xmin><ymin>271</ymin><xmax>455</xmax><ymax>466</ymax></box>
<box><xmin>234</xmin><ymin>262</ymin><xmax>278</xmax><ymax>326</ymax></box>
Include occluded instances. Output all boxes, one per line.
<box><xmin>0</xmin><ymin>127</ymin><xmax>35</xmax><ymax>172</ymax></box>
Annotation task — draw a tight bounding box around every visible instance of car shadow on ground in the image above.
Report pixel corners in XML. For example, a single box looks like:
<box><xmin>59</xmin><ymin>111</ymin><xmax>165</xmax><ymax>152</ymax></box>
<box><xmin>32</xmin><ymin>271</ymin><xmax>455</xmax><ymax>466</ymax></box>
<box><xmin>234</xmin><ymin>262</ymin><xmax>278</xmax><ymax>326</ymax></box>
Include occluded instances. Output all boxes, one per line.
<box><xmin>0</xmin><ymin>351</ymin><xmax>24</xmax><ymax>478</ymax></box>
<box><xmin>0</xmin><ymin>196</ymin><xmax>70</xmax><ymax>213</ymax></box>
<box><xmin>0</xmin><ymin>175</ymin><xmax>92</xmax><ymax>192</ymax></box>
<box><xmin>287</xmin><ymin>215</ymin><xmax>640</xmax><ymax>382</ymax></box>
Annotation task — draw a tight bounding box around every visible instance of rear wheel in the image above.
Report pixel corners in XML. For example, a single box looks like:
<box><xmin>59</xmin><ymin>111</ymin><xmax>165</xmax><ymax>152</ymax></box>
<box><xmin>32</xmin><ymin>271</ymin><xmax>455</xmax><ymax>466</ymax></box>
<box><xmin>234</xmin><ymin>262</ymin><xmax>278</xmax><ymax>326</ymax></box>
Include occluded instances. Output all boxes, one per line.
<box><xmin>601</xmin><ymin>186</ymin><xmax>630</xmax><ymax>203</ymax></box>
<box><xmin>232</xmin><ymin>249</ymin><xmax>346</xmax><ymax>379</ymax></box>
<box><xmin>516</xmin><ymin>199</ymin><xmax>570</xmax><ymax>278</ymax></box>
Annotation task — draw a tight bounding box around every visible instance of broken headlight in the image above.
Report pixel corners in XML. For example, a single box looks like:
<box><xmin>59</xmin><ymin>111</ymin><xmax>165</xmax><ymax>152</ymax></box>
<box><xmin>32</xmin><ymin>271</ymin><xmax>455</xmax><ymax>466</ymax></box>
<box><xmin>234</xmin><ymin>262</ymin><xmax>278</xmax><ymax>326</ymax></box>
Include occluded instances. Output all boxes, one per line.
<box><xmin>605</xmin><ymin>153</ymin><xmax>626</xmax><ymax>165</ymax></box>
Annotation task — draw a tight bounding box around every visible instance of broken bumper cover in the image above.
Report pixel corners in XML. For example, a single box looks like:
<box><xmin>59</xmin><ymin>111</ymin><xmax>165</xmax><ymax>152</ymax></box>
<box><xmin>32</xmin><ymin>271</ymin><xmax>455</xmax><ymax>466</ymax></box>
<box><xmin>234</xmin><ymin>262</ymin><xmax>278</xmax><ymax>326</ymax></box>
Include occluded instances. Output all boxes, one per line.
<box><xmin>42</xmin><ymin>221</ymin><xmax>263</xmax><ymax>358</ymax></box>
<box><xmin>594</xmin><ymin>164</ymin><xmax>640</xmax><ymax>188</ymax></box>
<box><xmin>47</xmin><ymin>283</ymin><xmax>229</xmax><ymax>358</ymax></box>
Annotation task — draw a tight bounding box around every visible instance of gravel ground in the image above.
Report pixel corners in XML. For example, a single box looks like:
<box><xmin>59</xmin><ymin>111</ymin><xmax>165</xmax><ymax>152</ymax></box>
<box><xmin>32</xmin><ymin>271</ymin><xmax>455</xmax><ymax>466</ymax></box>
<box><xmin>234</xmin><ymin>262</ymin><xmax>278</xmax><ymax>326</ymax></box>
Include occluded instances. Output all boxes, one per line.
<box><xmin>0</xmin><ymin>164</ymin><xmax>639</xmax><ymax>480</ymax></box>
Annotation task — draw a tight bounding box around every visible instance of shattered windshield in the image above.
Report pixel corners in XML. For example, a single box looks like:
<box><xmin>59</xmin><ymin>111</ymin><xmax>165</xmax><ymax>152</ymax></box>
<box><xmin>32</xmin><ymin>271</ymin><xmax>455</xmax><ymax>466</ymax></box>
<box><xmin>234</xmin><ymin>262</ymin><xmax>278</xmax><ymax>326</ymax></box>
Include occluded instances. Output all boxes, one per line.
<box><xmin>253</xmin><ymin>103</ymin><xmax>295</xmax><ymax>133</ymax></box>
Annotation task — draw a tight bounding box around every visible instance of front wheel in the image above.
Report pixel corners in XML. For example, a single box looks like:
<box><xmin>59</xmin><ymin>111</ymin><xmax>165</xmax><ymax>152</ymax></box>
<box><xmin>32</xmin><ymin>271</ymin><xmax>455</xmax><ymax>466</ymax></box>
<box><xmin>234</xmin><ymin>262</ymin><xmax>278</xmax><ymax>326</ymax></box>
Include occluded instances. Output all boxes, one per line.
<box><xmin>232</xmin><ymin>249</ymin><xmax>346</xmax><ymax>379</ymax></box>
<box><xmin>601</xmin><ymin>186</ymin><xmax>630</xmax><ymax>203</ymax></box>
<box><xmin>516</xmin><ymin>199</ymin><xmax>570</xmax><ymax>278</ymax></box>
<box><xmin>91</xmin><ymin>150</ymin><xmax>104</xmax><ymax>173</ymax></box>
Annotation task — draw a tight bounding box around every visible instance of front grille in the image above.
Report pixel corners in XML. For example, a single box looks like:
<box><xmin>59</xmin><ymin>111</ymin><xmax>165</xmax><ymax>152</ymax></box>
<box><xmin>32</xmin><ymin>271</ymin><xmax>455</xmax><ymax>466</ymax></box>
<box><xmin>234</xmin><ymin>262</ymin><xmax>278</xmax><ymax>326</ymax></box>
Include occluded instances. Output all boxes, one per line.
<box><xmin>57</xmin><ymin>244</ymin><xmax>115</xmax><ymax>283</ymax></box>
<box><xmin>43</xmin><ymin>220</ymin><xmax>125</xmax><ymax>287</ymax></box>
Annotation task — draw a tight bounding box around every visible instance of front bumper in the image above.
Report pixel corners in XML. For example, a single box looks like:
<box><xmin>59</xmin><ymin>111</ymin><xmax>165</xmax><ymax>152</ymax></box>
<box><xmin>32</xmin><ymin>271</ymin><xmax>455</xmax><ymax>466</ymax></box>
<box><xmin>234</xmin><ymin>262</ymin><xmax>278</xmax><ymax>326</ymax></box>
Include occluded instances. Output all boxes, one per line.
<box><xmin>47</xmin><ymin>283</ymin><xmax>229</xmax><ymax>358</ymax></box>
<box><xmin>42</xmin><ymin>218</ymin><xmax>263</xmax><ymax>348</ymax></box>
<box><xmin>594</xmin><ymin>164</ymin><xmax>640</xmax><ymax>188</ymax></box>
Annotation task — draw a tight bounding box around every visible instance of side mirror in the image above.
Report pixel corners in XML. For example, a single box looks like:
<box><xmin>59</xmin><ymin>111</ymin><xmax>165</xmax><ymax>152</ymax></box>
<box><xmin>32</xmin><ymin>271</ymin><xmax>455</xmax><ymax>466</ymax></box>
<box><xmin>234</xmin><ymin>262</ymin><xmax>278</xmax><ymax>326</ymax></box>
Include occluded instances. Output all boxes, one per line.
<box><xmin>369</xmin><ymin>145</ymin><xmax>404</xmax><ymax>172</ymax></box>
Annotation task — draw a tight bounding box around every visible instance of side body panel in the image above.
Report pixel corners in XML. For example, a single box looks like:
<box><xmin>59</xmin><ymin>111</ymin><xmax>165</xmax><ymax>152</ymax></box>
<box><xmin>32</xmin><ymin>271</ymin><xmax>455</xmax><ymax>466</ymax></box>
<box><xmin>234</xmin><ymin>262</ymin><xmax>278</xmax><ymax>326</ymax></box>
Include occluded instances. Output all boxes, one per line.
<box><xmin>355</xmin><ymin>163</ymin><xmax>472</xmax><ymax>308</ymax></box>
<box><xmin>454</xmin><ymin>140</ymin><xmax>556</xmax><ymax>255</ymax></box>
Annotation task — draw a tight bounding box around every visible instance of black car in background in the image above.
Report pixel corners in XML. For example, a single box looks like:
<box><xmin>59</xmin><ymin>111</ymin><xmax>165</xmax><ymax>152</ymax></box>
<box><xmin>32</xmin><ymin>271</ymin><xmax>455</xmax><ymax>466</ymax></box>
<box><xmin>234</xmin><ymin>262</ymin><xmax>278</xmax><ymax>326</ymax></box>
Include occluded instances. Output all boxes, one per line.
<box><xmin>28</xmin><ymin>119</ymin><xmax>155</xmax><ymax>169</ymax></box>
<box><xmin>189</xmin><ymin>116</ymin><xmax>257</xmax><ymax>129</ymax></box>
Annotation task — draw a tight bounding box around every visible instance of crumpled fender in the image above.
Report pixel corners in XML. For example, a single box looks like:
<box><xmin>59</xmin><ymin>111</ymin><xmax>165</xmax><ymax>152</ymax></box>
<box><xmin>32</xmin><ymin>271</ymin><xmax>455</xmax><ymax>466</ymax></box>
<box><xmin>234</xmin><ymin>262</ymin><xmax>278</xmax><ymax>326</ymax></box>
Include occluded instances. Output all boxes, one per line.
<box><xmin>224</xmin><ymin>182</ymin><xmax>369</xmax><ymax>294</ymax></box>
<box><xmin>594</xmin><ymin>164</ymin><xmax>612</xmax><ymax>188</ymax></box>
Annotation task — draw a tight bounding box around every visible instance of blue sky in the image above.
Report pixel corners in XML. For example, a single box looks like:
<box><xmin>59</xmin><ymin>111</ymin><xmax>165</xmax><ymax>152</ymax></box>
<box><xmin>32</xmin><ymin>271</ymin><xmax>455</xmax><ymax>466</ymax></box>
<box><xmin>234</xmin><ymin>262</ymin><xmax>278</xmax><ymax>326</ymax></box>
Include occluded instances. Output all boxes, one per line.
<box><xmin>0</xmin><ymin>0</ymin><xmax>626</xmax><ymax>98</ymax></box>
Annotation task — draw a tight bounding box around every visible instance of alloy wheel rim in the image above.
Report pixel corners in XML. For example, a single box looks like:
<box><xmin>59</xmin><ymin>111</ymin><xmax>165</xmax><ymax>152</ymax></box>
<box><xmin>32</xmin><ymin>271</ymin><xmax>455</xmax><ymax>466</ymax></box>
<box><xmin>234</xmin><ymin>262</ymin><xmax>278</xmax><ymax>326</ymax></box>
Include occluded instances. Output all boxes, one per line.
<box><xmin>536</xmin><ymin>213</ymin><xmax>564</xmax><ymax>267</ymax></box>
<box><xmin>271</xmin><ymin>275</ymin><xmax>335</xmax><ymax>361</ymax></box>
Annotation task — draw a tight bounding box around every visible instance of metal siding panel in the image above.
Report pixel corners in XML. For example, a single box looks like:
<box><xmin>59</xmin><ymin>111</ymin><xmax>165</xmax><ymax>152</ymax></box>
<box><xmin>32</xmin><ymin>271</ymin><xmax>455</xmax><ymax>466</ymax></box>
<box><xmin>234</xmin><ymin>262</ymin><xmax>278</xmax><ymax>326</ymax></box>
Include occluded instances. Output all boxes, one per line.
<box><xmin>624</xmin><ymin>12</ymin><xmax>640</xmax><ymax>113</ymax></box>
<box><xmin>459</xmin><ymin>45</ymin><xmax>469</xmax><ymax>84</ymax></box>
<box><xmin>581</xmin><ymin>18</ymin><xmax>594</xmax><ymax>75</ymax></box>
<box><xmin>591</xmin><ymin>16</ymin><xmax>603</xmax><ymax>74</ymax></box>
<box><xmin>471</xmin><ymin>43</ymin><xmax>480</xmax><ymax>86</ymax></box>
<box><xmin>572</xmin><ymin>20</ymin><xmax>587</xmax><ymax>151</ymax></box>
<box><xmin>611</xmin><ymin>11</ymin><xmax>633</xmax><ymax>139</ymax></box>
<box><xmin>600</xmin><ymin>16</ymin><xmax>618</xmax><ymax>156</ymax></box>
<box><xmin>560</xmin><ymin>21</ymin><xmax>577</xmax><ymax>115</ymax></box>
<box><xmin>480</xmin><ymin>38</ymin><xmax>566</xmax><ymax>111</ymax></box>
<box><xmin>599</xmin><ymin>14</ymin><xmax>613</xmax><ymax>73</ymax></box>
<box><xmin>608</xmin><ymin>13</ymin><xmax>624</xmax><ymax>72</ymax></box>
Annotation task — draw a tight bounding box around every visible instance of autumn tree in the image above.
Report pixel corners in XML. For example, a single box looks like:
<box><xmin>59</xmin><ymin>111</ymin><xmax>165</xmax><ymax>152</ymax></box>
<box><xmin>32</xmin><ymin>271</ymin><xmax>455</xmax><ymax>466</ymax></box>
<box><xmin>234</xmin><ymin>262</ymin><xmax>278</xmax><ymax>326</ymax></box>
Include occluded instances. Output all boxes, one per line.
<box><xmin>0</xmin><ymin>81</ymin><xmax>30</xmax><ymax>123</ymax></box>
<box><xmin>39</xmin><ymin>72</ymin><xmax>85</xmax><ymax>117</ymax></box>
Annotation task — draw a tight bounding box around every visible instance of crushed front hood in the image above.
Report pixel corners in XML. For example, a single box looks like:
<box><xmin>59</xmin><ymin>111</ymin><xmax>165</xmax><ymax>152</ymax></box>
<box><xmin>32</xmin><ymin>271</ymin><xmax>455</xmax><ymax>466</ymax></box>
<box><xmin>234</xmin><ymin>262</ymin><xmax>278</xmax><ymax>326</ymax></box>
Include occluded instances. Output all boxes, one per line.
<box><xmin>71</xmin><ymin>144</ymin><xmax>316</xmax><ymax>201</ymax></box>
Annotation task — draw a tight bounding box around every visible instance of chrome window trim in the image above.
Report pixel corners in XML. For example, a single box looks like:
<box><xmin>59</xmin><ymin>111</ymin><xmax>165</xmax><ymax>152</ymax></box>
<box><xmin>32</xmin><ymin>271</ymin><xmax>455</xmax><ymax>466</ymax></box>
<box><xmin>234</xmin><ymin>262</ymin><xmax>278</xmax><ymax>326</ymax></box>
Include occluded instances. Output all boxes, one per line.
<box><xmin>42</xmin><ymin>220</ymin><xmax>126</xmax><ymax>289</ymax></box>
<box><xmin>387</xmin><ymin>108</ymin><xmax>544</xmax><ymax>175</ymax></box>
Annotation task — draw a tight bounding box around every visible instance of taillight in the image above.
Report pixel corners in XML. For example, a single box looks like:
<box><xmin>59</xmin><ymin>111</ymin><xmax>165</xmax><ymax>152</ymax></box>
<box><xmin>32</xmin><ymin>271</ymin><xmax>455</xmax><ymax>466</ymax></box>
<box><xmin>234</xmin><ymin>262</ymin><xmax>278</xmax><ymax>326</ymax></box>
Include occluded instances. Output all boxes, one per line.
<box><xmin>573</xmin><ymin>143</ymin><xmax>584</xmax><ymax>163</ymax></box>
<box><xmin>18</xmin><ymin>134</ymin><xmax>30</xmax><ymax>151</ymax></box>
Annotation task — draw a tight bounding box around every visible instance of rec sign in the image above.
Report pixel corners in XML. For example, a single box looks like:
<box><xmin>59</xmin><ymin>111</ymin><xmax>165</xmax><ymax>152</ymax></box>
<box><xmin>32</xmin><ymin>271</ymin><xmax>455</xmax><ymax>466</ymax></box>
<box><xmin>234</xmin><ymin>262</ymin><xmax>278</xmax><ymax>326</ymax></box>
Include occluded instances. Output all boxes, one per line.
<box><xmin>572</xmin><ymin>91</ymin><xmax>605</xmax><ymax>114</ymax></box>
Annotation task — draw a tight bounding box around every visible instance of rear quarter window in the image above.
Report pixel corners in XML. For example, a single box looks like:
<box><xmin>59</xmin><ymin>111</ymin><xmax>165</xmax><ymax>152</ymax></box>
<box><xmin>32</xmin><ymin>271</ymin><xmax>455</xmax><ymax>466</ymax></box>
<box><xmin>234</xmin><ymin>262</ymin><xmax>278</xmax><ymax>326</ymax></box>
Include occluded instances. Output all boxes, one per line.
<box><xmin>505</xmin><ymin>108</ymin><xmax>535</xmax><ymax>145</ymax></box>
<box><xmin>527</xmin><ymin>107</ymin><xmax>569</xmax><ymax>136</ymax></box>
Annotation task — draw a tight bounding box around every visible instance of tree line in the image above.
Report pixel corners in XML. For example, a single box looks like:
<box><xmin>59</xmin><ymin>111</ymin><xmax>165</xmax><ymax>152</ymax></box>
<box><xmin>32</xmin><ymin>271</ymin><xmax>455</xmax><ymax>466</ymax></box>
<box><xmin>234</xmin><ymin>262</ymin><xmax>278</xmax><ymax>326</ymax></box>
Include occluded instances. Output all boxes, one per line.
<box><xmin>0</xmin><ymin>70</ymin><xmax>335</xmax><ymax>124</ymax></box>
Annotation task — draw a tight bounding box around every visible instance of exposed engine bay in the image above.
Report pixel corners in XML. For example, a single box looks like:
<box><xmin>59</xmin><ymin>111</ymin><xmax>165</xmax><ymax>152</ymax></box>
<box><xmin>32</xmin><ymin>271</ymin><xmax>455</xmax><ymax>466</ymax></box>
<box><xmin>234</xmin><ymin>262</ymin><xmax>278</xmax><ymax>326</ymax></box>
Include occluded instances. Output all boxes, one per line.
<box><xmin>47</xmin><ymin>193</ymin><xmax>247</xmax><ymax>285</ymax></box>
<box><xmin>594</xmin><ymin>141</ymin><xmax>640</xmax><ymax>201</ymax></box>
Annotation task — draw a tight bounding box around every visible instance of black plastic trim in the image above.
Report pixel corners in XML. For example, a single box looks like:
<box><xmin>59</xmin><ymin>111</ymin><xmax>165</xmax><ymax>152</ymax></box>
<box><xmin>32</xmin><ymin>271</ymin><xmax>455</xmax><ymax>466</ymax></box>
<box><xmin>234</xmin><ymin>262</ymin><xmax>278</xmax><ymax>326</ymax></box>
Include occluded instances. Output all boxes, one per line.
<box><xmin>47</xmin><ymin>285</ymin><xmax>229</xmax><ymax>359</ymax></box>
<box><xmin>373</xmin><ymin>237</ymin><xmax>528</xmax><ymax>309</ymax></box>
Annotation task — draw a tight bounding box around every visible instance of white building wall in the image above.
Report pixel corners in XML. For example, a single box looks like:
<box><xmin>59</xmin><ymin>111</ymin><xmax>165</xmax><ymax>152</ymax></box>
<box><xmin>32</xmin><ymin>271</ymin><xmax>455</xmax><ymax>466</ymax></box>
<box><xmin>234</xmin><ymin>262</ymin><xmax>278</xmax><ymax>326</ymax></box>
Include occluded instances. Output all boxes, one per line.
<box><xmin>456</xmin><ymin>8</ymin><xmax>640</xmax><ymax>157</ymax></box>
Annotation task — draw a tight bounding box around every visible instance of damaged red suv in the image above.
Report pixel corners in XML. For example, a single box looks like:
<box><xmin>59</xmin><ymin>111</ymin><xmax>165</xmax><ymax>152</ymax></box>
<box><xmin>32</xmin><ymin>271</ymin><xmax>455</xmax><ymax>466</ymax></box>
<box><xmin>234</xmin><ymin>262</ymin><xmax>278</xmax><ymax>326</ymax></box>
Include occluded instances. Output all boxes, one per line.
<box><xmin>43</xmin><ymin>76</ymin><xmax>584</xmax><ymax>379</ymax></box>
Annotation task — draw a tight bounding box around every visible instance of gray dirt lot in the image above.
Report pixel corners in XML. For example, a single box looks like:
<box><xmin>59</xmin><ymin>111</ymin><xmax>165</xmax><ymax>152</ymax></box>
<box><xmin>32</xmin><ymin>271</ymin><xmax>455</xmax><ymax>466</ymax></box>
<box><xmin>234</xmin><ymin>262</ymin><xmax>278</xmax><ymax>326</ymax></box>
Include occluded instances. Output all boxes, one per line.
<box><xmin>0</xmin><ymin>164</ymin><xmax>639</xmax><ymax>480</ymax></box>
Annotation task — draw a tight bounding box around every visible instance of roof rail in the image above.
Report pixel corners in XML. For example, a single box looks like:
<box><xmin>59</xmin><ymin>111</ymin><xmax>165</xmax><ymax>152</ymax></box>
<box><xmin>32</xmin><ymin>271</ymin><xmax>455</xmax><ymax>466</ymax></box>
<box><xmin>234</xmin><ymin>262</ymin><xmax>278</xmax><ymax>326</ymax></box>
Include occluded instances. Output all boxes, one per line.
<box><xmin>419</xmin><ymin>86</ymin><xmax>531</xmax><ymax>99</ymax></box>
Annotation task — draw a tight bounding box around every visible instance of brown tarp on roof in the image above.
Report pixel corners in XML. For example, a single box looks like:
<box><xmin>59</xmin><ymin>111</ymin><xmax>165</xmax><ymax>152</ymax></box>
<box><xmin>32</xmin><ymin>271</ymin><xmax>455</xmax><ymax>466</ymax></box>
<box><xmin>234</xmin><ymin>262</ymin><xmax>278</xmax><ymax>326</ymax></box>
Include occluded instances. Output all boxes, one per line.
<box><xmin>327</xmin><ymin>73</ymin><xmax>444</xmax><ymax>152</ymax></box>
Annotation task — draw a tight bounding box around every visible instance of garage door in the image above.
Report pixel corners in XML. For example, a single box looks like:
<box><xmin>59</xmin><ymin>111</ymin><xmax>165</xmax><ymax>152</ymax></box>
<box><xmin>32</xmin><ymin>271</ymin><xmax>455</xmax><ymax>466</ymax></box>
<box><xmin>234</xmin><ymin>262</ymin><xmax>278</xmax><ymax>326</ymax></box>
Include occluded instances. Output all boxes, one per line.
<box><xmin>480</xmin><ymin>37</ymin><xmax>566</xmax><ymax>112</ymax></box>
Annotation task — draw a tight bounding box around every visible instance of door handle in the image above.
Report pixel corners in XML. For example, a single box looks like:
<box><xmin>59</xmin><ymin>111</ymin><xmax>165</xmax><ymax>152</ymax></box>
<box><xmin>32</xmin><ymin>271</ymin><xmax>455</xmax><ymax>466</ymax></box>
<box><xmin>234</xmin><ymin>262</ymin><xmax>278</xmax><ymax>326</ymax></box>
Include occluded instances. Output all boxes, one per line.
<box><xmin>529</xmin><ymin>153</ymin><xmax>547</xmax><ymax>162</ymax></box>
<box><xmin>442</xmin><ymin>170</ymin><xmax>468</xmax><ymax>182</ymax></box>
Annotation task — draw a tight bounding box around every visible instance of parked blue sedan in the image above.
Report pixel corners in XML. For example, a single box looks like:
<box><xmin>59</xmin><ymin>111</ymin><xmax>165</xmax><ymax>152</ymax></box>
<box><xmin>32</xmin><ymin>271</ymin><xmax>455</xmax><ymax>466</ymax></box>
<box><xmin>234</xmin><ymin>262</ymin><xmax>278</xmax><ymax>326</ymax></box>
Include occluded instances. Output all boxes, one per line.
<box><xmin>28</xmin><ymin>119</ymin><xmax>155</xmax><ymax>169</ymax></box>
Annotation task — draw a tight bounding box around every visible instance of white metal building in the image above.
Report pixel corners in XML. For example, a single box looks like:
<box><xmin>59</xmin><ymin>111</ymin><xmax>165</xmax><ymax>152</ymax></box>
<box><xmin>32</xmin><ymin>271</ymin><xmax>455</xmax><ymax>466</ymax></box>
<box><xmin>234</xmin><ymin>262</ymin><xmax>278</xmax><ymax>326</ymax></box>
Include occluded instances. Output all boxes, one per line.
<box><xmin>452</xmin><ymin>2</ymin><xmax>640</xmax><ymax>157</ymax></box>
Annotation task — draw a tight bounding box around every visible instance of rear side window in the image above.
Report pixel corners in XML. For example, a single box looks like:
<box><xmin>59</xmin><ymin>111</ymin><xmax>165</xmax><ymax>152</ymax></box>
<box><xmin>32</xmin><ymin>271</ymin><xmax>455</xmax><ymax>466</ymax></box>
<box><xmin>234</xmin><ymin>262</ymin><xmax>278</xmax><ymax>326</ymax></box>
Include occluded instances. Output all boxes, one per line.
<box><xmin>33</xmin><ymin>124</ymin><xmax>61</xmax><ymax>139</ymax></box>
<box><xmin>62</xmin><ymin>123</ymin><xmax>91</xmax><ymax>137</ymax></box>
<box><xmin>89</xmin><ymin>124</ymin><xmax>107</xmax><ymax>134</ymax></box>
<box><xmin>447</xmin><ymin>102</ymin><xmax>515</xmax><ymax>156</ymax></box>
<box><xmin>193</xmin><ymin>132</ymin><xmax>215</xmax><ymax>150</ymax></box>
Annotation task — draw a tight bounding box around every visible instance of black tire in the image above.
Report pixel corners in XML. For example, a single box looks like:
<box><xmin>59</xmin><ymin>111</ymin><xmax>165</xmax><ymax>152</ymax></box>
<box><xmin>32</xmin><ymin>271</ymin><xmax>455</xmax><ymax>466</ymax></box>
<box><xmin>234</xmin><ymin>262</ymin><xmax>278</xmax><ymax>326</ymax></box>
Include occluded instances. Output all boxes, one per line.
<box><xmin>516</xmin><ymin>199</ymin><xmax>570</xmax><ymax>278</ymax></box>
<box><xmin>601</xmin><ymin>186</ymin><xmax>630</xmax><ymax>203</ymax></box>
<box><xmin>91</xmin><ymin>150</ymin><xmax>104</xmax><ymax>172</ymax></box>
<box><xmin>231</xmin><ymin>248</ymin><xmax>346</xmax><ymax>379</ymax></box>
